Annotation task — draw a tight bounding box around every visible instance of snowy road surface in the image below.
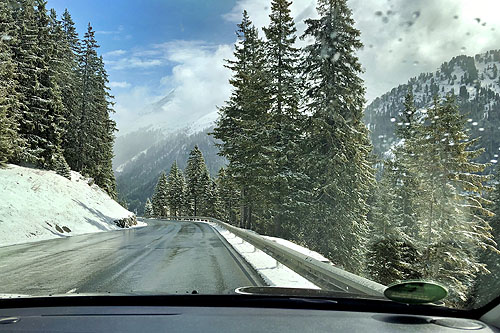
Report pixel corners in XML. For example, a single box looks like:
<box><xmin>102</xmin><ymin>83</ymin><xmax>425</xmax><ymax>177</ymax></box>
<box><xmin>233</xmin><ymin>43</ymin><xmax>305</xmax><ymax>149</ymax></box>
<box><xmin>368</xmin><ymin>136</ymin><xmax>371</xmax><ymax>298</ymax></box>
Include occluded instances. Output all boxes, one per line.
<box><xmin>0</xmin><ymin>220</ymin><xmax>262</xmax><ymax>296</ymax></box>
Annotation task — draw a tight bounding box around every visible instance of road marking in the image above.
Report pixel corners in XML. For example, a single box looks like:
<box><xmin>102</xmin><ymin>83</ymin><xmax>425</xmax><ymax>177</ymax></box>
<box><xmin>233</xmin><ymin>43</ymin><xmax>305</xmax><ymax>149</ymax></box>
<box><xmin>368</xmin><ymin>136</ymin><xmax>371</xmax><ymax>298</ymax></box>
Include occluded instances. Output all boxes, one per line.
<box><xmin>66</xmin><ymin>288</ymin><xmax>77</xmax><ymax>294</ymax></box>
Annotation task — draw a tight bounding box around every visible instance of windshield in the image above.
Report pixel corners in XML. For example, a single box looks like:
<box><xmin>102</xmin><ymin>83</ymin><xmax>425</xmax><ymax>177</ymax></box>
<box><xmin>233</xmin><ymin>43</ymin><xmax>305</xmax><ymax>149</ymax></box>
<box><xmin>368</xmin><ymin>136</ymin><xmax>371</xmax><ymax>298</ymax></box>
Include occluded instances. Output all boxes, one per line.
<box><xmin>0</xmin><ymin>0</ymin><xmax>499</xmax><ymax>311</ymax></box>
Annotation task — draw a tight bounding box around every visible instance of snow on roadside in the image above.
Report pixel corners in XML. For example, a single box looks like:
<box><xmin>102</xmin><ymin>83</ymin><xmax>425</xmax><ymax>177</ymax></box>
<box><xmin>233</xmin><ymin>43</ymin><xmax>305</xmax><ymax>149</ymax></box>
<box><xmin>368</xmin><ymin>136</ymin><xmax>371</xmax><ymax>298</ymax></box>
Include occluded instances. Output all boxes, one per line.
<box><xmin>0</xmin><ymin>164</ymin><xmax>142</xmax><ymax>247</ymax></box>
<box><xmin>262</xmin><ymin>236</ymin><xmax>331</xmax><ymax>264</ymax></box>
<box><xmin>210</xmin><ymin>223</ymin><xmax>319</xmax><ymax>289</ymax></box>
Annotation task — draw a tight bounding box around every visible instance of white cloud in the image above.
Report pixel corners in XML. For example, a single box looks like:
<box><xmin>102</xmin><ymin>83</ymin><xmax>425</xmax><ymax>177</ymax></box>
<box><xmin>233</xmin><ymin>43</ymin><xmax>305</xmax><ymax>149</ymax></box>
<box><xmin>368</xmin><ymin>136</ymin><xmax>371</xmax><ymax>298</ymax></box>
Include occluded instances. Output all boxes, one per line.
<box><xmin>224</xmin><ymin>0</ymin><xmax>500</xmax><ymax>102</ymax></box>
<box><xmin>351</xmin><ymin>0</ymin><xmax>500</xmax><ymax>101</ymax></box>
<box><xmin>106</xmin><ymin>57</ymin><xmax>163</xmax><ymax>70</ymax></box>
<box><xmin>96</xmin><ymin>25</ymin><xmax>125</xmax><ymax>35</ymax></box>
<box><xmin>112</xmin><ymin>41</ymin><xmax>233</xmax><ymax>134</ymax></box>
<box><xmin>103</xmin><ymin>49</ymin><xmax>127</xmax><ymax>57</ymax></box>
<box><xmin>109</xmin><ymin>81</ymin><xmax>131</xmax><ymax>88</ymax></box>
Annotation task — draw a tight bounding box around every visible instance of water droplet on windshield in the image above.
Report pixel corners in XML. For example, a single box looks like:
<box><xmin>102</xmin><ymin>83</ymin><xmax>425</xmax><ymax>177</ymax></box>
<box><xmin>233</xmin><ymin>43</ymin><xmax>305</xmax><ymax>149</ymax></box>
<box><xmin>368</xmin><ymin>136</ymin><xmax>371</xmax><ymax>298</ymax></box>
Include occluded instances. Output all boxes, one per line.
<box><xmin>412</xmin><ymin>11</ymin><xmax>420</xmax><ymax>19</ymax></box>
<box><xmin>479</xmin><ymin>128</ymin><xmax>484</xmax><ymax>131</ymax></box>
<box><xmin>475</xmin><ymin>18</ymin><xmax>481</xmax><ymax>23</ymax></box>
<box><xmin>375</xmin><ymin>11</ymin><xmax>383</xmax><ymax>16</ymax></box>
<box><xmin>453</xmin><ymin>15</ymin><xmax>459</xmax><ymax>19</ymax></box>
<box><xmin>461</xmin><ymin>47</ymin><xmax>466</xmax><ymax>53</ymax></box>
<box><xmin>413</xmin><ymin>61</ymin><xmax>419</xmax><ymax>66</ymax></box>
<box><xmin>472</xmin><ymin>122</ymin><xmax>478</xmax><ymax>126</ymax></box>
<box><xmin>390</xmin><ymin>118</ymin><xmax>396</xmax><ymax>122</ymax></box>
<box><xmin>382</xmin><ymin>17</ymin><xmax>389</xmax><ymax>24</ymax></box>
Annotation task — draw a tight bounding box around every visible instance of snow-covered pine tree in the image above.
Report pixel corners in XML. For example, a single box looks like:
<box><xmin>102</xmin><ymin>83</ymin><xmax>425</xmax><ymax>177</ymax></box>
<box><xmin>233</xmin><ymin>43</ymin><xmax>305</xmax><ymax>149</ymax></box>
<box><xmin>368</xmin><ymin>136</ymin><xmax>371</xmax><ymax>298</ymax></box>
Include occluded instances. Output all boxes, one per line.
<box><xmin>12</xmin><ymin>0</ymin><xmax>66</xmax><ymax>169</ymax></box>
<box><xmin>143</xmin><ymin>198</ymin><xmax>153</xmax><ymax>218</ymax></box>
<box><xmin>471</xmin><ymin>163</ymin><xmax>500</xmax><ymax>307</ymax></box>
<box><xmin>75</xmin><ymin>23</ymin><xmax>117</xmax><ymax>197</ymax></box>
<box><xmin>152</xmin><ymin>172</ymin><xmax>168</xmax><ymax>217</ymax></box>
<box><xmin>166</xmin><ymin>161</ymin><xmax>185</xmax><ymax>217</ymax></box>
<box><xmin>205</xmin><ymin>179</ymin><xmax>221</xmax><ymax>219</ymax></box>
<box><xmin>216</xmin><ymin>167</ymin><xmax>240</xmax><ymax>224</ymax></box>
<box><xmin>415</xmin><ymin>96</ymin><xmax>496</xmax><ymax>304</ymax></box>
<box><xmin>212</xmin><ymin>11</ymin><xmax>271</xmax><ymax>229</ymax></box>
<box><xmin>59</xmin><ymin>9</ymin><xmax>82</xmax><ymax>169</ymax></box>
<box><xmin>391</xmin><ymin>91</ymin><xmax>422</xmax><ymax>239</ymax></box>
<box><xmin>366</xmin><ymin>165</ymin><xmax>421</xmax><ymax>285</ymax></box>
<box><xmin>35</xmin><ymin>1</ymin><xmax>70</xmax><ymax>174</ymax></box>
<box><xmin>185</xmin><ymin>146</ymin><xmax>210</xmax><ymax>216</ymax></box>
<box><xmin>48</xmin><ymin>8</ymin><xmax>81</xmax><ymax>167</ymax></box>
<box><xmin>0</xmin><ymin>2</ymin><xmax>21</xmax><ymax>165</ymax></box>
<box><xmin>262</xmin><ymin>0</ymin><xmax>306</xmax><ymax>238</ymax></box>
<box><xmin>300</xmin><ymin>0</ymin><xmax>375</xmax><ymax>273</ymax></box>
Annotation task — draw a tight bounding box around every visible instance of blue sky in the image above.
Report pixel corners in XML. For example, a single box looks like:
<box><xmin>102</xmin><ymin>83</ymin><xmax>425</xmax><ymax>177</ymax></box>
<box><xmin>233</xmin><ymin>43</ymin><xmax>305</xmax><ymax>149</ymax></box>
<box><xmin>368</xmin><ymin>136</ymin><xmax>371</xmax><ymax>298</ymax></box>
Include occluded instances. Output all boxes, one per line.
<box><xmin>46</xmin><ymin>0</ymin><xmax>237</xmax><ymax>94</ymax></box>
<box><xmin>45</xmin><ymin>0</ymin><xmax>500</xmax><ymax>135</ymax></box>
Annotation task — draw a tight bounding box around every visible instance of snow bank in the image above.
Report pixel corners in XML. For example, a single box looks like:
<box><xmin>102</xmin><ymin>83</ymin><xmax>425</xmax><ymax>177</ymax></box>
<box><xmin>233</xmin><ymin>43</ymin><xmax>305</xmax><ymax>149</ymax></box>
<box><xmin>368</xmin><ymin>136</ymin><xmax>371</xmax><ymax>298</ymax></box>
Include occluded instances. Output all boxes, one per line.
<box><xmin>210</xmin><ymin>223</ymin><xmax>319</xmax><ymax>289</ymax></box>
<box><xmin>261</xmin><ymin>236</ymin><xmax>331</xmax><ymax>263</ymax></box>
<box><xmin>0</xmin><ymin>164</ymin><xmax>139</xmax><ymax>247</ymax></box>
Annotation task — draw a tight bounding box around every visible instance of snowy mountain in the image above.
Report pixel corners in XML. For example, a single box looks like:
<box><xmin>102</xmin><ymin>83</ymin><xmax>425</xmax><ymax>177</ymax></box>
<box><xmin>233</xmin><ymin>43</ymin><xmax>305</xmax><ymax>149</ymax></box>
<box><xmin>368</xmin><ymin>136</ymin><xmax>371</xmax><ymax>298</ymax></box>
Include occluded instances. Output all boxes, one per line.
<box><xmin>115</xmin><ymin>127</ymin><xmax>227</xmax><ymax>215</ymax></box>
<box><xmin>0</xmin><ymin>165</ymin><xmax>139</xmax><ymax>247</ymax></box>
<box><xmin>365</xmin><ymin>49</ymin><xmax>500</xmax><ymax>166</ymax></box>
<box><xmin>113</xmin><ymin>105</ymin><xmax>219</xmax><ymax>172</ymax></box>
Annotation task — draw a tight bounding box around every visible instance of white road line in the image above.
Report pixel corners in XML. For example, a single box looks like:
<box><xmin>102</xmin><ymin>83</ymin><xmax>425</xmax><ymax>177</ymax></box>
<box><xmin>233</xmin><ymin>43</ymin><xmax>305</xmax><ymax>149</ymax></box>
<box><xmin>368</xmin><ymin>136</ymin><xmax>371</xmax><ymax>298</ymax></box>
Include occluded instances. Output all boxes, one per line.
<box><xmin>66</xmin><ymin>288</ymin><xmax>77</xmax><ymax>294</ymax></box>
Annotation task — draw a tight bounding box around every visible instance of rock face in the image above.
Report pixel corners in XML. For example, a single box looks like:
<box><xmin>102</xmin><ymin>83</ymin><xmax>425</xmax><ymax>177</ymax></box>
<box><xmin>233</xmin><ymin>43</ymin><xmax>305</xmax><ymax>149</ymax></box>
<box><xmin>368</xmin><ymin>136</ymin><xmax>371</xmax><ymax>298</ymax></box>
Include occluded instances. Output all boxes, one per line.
<box><xmin>114</xmin><ymin>215</ymin><xmax>138</xmax><ymax>228</ymax></box>
<box><xmin>365</xmin><ymin>49</ymin><xmax>500</xmax><ymax>167</ymax></box>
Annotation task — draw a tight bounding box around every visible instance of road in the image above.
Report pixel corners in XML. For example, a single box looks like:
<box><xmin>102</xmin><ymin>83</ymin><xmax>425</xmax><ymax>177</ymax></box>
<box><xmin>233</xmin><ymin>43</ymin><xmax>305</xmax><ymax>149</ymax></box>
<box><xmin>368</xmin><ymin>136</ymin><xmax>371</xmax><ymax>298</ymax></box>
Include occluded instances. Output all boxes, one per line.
<box><xmin>0</xmin><ymin>220</ymin><xmax>262</xmax><ymax>296</ymax></box>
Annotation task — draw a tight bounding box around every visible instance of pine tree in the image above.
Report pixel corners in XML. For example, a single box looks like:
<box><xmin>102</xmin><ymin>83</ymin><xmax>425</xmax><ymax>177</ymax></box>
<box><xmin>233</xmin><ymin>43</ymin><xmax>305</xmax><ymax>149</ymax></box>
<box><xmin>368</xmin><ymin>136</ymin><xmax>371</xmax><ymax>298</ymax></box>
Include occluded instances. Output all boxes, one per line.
<box><xmin>59</xmin><ymin>9</ymin><xmax>82</xmax><ymax>169</ymax></box>
<box><xmin>262</xmin><ymin>0</ymin><xmax>306</xmax><ymax>237</ymax></box>
<box><xmin>144</xmin><ymin>198</ymin><xmax>153</xmax><ymax>218</ymax></box>
<box><xmin>216</xmin><ymin>167</ymin><xmax>240</xmax><ymax>224</ymax></box>
<box><xmin>300</xmin><ymin>0</ymin><xmax>375</xmax><ymax>273</ymax></box>
<box><xmin>391</xmin><ymin>91</ymin><xmax>422</xmax><ymax>238</ymax></box>
<box><xmin>185</xmin><ymin>146</ymin><xmax>210</xmax><ymax>216</ymax></box>
<box><xmin>471</xmin><ymin>163</ymin><xmax>500</xmax><ymax>307</ymax></box>
<box><xmin>205</xmin><ymin>179</ymin><xmax>221</xmax><ymax>218</ymax></box>
<box><xmin>166</xmin><ymin>161</ymin><xmax>185</xmax><ymax>217</ymax></box>
<box><xmin>414</xmin><ymin>96</ymin><xmax>496</xmax><ymax>304</ymax></box>
<box><xmin>12</xmin><ymin>0</ymin><xmax>66</xmax><ymax>169</ymax></box>
<box><xmin>213</xmin><ymin>11</ymin><xmax>271</xmax><ymax>229</ymax></box>
<box><xmin>152</xmin><ymin>172</ymin><xmax>168</xmax><ymax>217</ymax></box>
<box><xmin>366</xmin><ymin>164</ymin><xmax>422</xmax><ymax>285</ymax></box>
<box><xmin>0</xmin><ymin>2</ymin><xmax>20</xmax><ymax>165</ymax></box>
<box><xmin>74</xmin><ymin>23</ymin><xmax>117</xmax><ymax>197</ymax></box>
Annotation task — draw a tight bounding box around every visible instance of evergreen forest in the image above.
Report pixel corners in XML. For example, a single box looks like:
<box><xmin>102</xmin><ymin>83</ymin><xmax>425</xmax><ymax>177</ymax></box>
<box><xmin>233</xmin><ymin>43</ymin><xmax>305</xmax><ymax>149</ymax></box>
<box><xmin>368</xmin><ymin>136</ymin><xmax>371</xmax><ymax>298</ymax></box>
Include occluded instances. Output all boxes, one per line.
<box><xmin>0</xmin><ymin>0</ymin><xmax>116</xmax><ymax>197</ymax></box>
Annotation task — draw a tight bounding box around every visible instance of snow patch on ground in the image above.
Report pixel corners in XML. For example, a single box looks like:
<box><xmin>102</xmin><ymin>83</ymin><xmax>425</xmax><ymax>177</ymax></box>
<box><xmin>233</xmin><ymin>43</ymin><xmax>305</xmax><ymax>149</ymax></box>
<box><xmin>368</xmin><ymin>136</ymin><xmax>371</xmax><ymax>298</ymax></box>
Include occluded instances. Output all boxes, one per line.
<box><xmin>0</xmin><ymin>164</ymin><xmax>140</xmax><ymax>247</ymax></box>
<box><xmin>210</xmin><ymin>223</ymin><xmax>319</xmax><ymax>289</ymax></box>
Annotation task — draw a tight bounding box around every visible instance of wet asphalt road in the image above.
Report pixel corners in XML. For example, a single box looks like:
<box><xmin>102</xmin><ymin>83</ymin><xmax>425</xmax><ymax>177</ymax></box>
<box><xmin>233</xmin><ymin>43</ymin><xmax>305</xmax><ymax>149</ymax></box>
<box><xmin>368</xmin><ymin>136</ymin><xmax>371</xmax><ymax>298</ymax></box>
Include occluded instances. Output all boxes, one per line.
<box><xmin>0</xmin><ymin>220</ymin><xmax>262</xmax><ymax>296</ymax></box>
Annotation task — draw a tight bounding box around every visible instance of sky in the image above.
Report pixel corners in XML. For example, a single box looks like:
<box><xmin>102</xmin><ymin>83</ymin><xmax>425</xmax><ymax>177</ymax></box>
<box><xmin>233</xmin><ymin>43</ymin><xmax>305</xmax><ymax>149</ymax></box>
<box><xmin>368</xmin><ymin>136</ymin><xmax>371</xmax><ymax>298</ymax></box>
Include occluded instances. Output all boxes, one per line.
<box><xmin>46</xmin><ymin>0</ymin><xmax>500</xmax><ymax>135</ymax></box>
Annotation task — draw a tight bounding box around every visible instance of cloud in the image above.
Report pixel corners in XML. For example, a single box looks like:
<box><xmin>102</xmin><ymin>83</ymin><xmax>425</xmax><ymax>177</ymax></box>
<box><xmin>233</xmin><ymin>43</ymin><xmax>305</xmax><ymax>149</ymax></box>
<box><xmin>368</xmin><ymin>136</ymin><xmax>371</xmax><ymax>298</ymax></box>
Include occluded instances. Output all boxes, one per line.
<box><xmin>103</xmin><ymin>49</ymin><xmax>127</xmax><ymax>57</ymax></box>
<box><xmin>96</xmin><ymin>25</ymin><xmax>125</xmax><ymax>35</ymax></box>
<box><xmin>112</xmin><ymin>41</ymin><xmax>233</xmax><ymax>134</ymax></box>
<box><xmin>224</xmin><ymin>0</ymin><xmax>500</xmax><ymax>102</ymax></box>
<box><xmin>349</xmin><ymin>0</ymin><xmax>500</xmax><ymax>101</ymax></box>
<box><xmin>109</xmin><ymin>81</ymin><xmax>131</xmax><ymax>88</ymax></box>
<box><xmin>106</xmin><ymin>57</ymin><xmax>163</xmax><ymax>70</ymax></box>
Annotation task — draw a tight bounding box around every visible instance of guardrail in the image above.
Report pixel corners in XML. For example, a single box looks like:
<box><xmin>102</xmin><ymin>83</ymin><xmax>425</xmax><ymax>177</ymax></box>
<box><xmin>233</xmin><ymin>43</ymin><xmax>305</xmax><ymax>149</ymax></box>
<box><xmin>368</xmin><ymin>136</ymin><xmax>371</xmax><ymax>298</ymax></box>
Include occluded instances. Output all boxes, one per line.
<box><xmin>154</xmin><ymin>215</ymin><xmax>386</xmax><ymax>297</ymax></box>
